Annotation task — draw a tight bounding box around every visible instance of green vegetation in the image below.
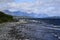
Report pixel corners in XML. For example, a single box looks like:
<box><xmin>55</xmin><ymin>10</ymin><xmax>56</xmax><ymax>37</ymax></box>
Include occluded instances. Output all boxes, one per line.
<box><xmin>0</xmin><ymin>11</ymin><xmax>13</xmax><ymax>23</ymax></box>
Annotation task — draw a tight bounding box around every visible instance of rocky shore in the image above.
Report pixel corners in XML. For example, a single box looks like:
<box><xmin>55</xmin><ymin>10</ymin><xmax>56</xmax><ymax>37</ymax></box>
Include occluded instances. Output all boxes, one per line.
<box><xmin>0</xmin><ymin>20</ymin><xmax>60</xmax><ymax>40</ymax></box>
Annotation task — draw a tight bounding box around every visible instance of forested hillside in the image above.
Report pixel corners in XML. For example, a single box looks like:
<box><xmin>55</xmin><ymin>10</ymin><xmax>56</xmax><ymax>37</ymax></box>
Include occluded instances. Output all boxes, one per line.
<box><xmin>0</xmin><ymin>11</ymin><xmax>13</xmax><ymax>23</ymax></box>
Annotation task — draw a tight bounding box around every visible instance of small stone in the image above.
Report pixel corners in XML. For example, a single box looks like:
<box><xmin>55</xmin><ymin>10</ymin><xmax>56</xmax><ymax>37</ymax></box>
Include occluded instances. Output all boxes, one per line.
<box><xmin>54</xmin><ymin>34</ymin><xmax>58</xmax><ymax>37</ymax></box>
<box><xmin>25</xmin><ymin>39</ymin><xmax>29</xmax><ymax>40</ymax></box>
<box><xmin>58</xmin><ymin>37</ymin><xmax>60</xmax><ymax>39</ymax></box>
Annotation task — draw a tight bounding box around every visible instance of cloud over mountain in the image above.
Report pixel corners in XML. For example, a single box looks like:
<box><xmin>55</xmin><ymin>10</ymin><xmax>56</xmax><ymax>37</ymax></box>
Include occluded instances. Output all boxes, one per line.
<box><xmin>0</xmin><ymin>0</ymin><xmax>60</xmax><ymax>16</ymax></box>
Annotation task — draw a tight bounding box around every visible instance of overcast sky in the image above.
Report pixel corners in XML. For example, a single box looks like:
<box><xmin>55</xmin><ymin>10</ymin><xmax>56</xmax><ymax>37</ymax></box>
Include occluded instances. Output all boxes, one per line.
<box><xmin>0</xmin><ymin>0</ymin><xmax>60</xmax><ymax>16</ymax></box>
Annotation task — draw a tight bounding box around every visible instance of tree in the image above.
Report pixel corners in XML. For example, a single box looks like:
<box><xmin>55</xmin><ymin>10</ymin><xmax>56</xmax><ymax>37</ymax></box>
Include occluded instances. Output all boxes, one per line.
<box><xmin>0</xmin><ymin>11</ymin><xmax>13</xmax><ymax>23</ymax></box>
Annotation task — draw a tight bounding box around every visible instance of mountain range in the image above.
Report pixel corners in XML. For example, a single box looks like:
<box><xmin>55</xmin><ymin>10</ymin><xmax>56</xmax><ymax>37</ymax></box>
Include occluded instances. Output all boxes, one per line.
<box><xmin>4</xmin><ymin>10</ymin><xmax>48</xmax><ymax>18</ymax></box>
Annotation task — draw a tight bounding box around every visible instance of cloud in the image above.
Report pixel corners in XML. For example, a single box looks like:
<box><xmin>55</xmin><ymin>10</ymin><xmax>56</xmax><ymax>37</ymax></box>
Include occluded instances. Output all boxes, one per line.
<box><xmin>0</xmin><ymin>0</ymin><xmax>14</xmax><ymax>11</ymax></box>
<box><xmin>0</xmin><ymin>0</ymin><xmax>60</xmax><ymax>16</ymax></box>
<box><xmin>0</xmin><ymin>0</ymin><xmax>13</xmax><ymax>3</ymax></box>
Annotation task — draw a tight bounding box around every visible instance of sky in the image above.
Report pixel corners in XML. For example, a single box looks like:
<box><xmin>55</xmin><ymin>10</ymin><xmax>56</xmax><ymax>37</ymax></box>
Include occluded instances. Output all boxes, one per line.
<box><xmin>0</xmin><ymin>0</ymin><xmax>60</xmax><ymax>16</ymax></box>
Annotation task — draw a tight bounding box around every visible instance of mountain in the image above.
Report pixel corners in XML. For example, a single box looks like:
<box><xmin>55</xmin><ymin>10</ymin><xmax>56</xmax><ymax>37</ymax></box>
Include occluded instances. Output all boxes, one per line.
<box><xmin>42</xmin><ymin>16</ymin><xmax>60</xmax><ymax>19</ymax></box>
<box><xmin>0</xmin><ymin>11</ymin><xmax>13</xmax><ymax>23</ymax></box>
<box><xmin>4</xmin><ymin>10</ymin><xmax>48</xmax><ymax>18</ymax></box>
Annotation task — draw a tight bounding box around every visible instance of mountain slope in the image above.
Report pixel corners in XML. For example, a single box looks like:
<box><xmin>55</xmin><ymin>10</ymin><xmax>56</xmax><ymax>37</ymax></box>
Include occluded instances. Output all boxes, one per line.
<box><xmin>0</xmin><ymin>11</ymin><xmax>13</xmax><ymax>23</ymax></box>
